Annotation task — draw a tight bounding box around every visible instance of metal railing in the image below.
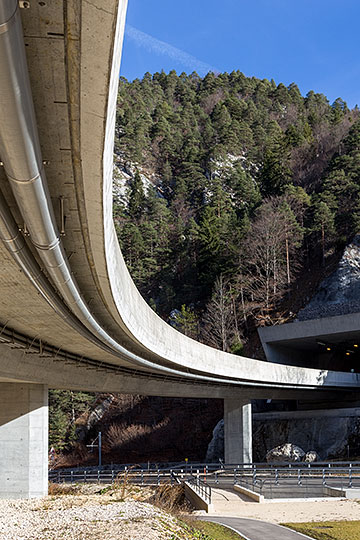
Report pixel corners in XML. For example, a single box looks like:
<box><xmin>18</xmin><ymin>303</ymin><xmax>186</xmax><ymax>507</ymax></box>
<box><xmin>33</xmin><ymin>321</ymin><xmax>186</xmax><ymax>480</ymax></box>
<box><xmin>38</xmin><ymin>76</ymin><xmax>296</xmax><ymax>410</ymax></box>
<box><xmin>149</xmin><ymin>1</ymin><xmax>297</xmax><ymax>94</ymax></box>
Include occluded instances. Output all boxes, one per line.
<box><xmin>186</xmin><ymin>475</ymin><xmax>212</xmax><ymax>504</ymax></box>
<box><xmin>48</xmin><ymin>461</ymin><xmax>360</xmax><ymax>500</ymax></box>
<box><xmin>49</xmin><ymin>467</ymin><xmax>176</xmax><ymax>486</ymax></box>
<box><xmin>234</xmin><ymin>464</ymin><xmax>360</xmax><ymax>499</ymax></box>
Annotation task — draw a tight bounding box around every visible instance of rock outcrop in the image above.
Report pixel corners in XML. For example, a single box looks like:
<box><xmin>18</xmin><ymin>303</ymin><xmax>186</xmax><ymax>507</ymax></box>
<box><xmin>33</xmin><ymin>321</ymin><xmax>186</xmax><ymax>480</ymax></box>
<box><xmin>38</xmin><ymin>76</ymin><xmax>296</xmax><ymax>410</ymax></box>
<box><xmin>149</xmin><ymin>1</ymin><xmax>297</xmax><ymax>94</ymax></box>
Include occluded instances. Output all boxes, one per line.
<box><xmin>266</xmin><ymin>443</ymin><xmax>305</xmax><ymax>463</ymax></box>
<box><xmin>298</xmin><ymin>235</ymin><xmax>360</xmax><ymax>320</ymax></box>
<box><xmin>205</xmin><ymin>419</ymin><xmax>224</xmax><ymax>462</ymax></box>
<box><xmin>76</xmin><ymin>395</ymin><xmax>115</xmax><ymax>442</ymax></box>
<box><xmin>206</xmin><ymin>412</ymin><xmax>360</xmax><ymax>463</ymax></box>
<box><xmin>304</xmin><ymin>450</ymin><xmax>320</xmax><ymax>463</ymax></box>
<box><xmin>253</xmin><ymin>413</ymin><xmax>360</xmax><ymax>462</ymax></box>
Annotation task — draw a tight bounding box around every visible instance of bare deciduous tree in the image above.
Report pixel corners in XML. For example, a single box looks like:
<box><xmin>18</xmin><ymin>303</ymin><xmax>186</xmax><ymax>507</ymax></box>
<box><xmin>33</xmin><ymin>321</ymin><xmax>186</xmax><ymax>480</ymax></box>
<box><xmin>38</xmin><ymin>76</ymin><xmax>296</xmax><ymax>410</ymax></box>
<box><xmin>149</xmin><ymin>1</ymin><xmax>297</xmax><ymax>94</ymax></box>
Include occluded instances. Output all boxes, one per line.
<box><xmin>201</xmin><ymin>275</ymin><xmax>238</xmax><ymax>352</ymax></box>
<box><xmin>238</xmin><ymin>196</ymin><xmax>304</xmax><ymax>322</ymax></box>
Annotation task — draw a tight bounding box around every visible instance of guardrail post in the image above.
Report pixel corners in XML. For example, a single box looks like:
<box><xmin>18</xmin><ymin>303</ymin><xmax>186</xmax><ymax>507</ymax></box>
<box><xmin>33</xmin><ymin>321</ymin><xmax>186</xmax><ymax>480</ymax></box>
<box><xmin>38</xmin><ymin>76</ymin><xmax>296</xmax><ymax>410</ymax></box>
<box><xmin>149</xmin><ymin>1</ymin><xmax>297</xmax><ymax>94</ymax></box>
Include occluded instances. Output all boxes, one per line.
<box><xmin>215</xmin><ymin>471</ymin><xmax>218</xmax><ymax>484</ymax></box>
<box><xmin>297</xmin><ymin>468</ymin><xmax>301</xmax><ymax>486</ymax></box>
<box><xmin>252</xmin><ymin>466</ymin><xmax>256</xmax><ymax>486</ymax></box>
<box><xmin>112</xmin><ymin>470</ymin><xmax>114</xmax><ymax>483</ymax></box>
<box><xmin>157</xmin><ymin>469</ymin><xmax>160</xmax><ymax>486</ymax></box>
<box><xmin>84</xmin><ymin>470</ymin><xmax>87</xmax><ymax>483</ymax></box>
<box><xmin>71</xmin><ymin>470</ymin><xmax>73</xmax><ymax>484</ymax></box>
<box><xmin>349</xmin><ymin>465</ymin><xmax>352</xmax><ymax>488</ymax></box>
<box><xmin>322</xmin><ymin>468</ymin><xmax>326</xmax><ymax>486</ymax></box>
<box><xmin>233</xmin><ymin>468</ymin><xmax>237</xmax><ymax>485</ymax></box>
<box><xmin>97</xmin><ymin>470</ymin><xmax>100</xmax><ymax>483</ymax></box>
<box><xmin>275</xmin><ymin>469</ymin><xmax>279</xmax><ymax>486</ymax></box>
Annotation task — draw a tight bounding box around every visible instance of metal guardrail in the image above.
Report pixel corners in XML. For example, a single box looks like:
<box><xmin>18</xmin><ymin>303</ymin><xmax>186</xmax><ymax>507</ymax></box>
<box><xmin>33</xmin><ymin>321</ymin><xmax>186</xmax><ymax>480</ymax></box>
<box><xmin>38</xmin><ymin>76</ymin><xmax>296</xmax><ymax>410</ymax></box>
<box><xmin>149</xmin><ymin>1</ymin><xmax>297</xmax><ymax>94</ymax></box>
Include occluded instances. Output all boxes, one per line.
<box><xmin>186</xmin><ymin>475</ymin><xmax>212</xmax><ymax>504</ymax></box>
<box><xmin>49</xmin><ymin>468</ymin><xmax>178</xmax><ymax>486</ymax></box>
<box><xmin>234</xmin><ymin>465</ymin><xmax>360</xmax><ymax>499</ymax></box>
<box><xmin>48</xmin><ymin>461</ymin><xmax>360</xmax><ymax>500</ymax></box>
<box><xmin>49</xmin><ymin>460</ymin><xmax>360</xmax><ymax>475</ymax></box>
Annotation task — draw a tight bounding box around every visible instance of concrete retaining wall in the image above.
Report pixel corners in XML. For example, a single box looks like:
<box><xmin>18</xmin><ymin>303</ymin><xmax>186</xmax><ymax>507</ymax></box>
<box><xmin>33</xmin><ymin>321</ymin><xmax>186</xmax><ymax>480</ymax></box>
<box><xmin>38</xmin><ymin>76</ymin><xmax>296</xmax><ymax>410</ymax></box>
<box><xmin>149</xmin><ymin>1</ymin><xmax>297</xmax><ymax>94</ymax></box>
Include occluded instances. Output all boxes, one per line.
<box><xmin>234</xmin><ymin>484</ymin><xmax>264</xmax><ymax>503</ymax></box>
<box><xmin>324</xmin><ymin>486</ymin><xmax>360</xmax><ymax>499</ymax></box>
<box><xmin>184</xmin><ymin>482</ymin><xmax>213</xmax><ymax>512</ymax></box>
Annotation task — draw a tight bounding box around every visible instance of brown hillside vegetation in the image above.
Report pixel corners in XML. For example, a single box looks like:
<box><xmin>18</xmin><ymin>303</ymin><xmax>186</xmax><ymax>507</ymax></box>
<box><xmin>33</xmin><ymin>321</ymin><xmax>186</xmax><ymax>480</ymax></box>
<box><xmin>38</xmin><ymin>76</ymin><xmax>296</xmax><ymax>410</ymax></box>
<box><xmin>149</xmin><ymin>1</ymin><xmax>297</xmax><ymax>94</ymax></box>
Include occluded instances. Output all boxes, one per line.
<box><xmin>57</xmin><ymin>395</ymin><xmax>223</xmax><ymax>467</ymax></box>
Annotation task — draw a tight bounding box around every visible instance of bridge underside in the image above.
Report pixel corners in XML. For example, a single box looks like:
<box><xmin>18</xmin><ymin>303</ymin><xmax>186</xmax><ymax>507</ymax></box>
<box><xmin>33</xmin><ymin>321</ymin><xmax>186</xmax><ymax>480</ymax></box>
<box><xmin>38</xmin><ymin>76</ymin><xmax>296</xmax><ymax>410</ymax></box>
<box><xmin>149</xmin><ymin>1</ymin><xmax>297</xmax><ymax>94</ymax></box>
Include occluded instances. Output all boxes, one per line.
<box><xmin>259</xmin><ymin>312</ymin><xmax>360</xmax><ymax>373</ymax></box>
<box><xmin>1</xmin><ymin>341</ymin><xmax>359</xmax><ymax>498</ymax></box>
<box><xmin>0</xmin><ymin>0</ymin><xmax>359</xmax><ymax>498</ymax></box>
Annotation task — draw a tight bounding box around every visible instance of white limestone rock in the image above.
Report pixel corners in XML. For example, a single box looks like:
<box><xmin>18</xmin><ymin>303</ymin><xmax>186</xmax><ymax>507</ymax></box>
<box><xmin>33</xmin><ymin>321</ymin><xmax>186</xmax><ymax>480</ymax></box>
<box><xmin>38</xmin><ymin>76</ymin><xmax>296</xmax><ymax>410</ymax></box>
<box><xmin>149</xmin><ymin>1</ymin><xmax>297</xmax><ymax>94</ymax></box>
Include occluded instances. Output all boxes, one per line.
<box><xmin>304</xmin><ymin>450</ymin><xmax>320</xmax><ymax>462</ymax></box>
<box><xmin>266</xmin><ymin>443</ymin><xmax>305</xmax><ymax>463</ymax></box>
<box><xmin>298</xmin><ymin>234</ymin><xmax>360</xmax><ymax>320</ymax></box>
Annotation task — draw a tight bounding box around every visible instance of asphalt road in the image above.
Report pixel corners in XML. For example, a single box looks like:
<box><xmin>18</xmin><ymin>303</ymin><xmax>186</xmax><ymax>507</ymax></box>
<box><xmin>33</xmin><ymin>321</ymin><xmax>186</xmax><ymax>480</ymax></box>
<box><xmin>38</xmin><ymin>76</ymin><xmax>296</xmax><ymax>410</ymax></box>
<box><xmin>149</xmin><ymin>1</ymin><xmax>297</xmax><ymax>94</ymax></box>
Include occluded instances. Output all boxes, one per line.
<box><xmin>201</xmin><ymin>517</ymin><xmax>315</xmax><ymax>540</ymax></box>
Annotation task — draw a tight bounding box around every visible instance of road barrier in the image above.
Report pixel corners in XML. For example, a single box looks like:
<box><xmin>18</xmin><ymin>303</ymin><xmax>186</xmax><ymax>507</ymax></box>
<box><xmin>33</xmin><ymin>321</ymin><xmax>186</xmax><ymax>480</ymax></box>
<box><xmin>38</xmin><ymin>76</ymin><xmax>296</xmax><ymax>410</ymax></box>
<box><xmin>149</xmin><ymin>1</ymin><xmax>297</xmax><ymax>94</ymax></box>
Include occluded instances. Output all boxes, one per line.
<box><xmin>49</xmin><ymin>461</ymin><xmax>360</xmax><ymax>499</ymax></box>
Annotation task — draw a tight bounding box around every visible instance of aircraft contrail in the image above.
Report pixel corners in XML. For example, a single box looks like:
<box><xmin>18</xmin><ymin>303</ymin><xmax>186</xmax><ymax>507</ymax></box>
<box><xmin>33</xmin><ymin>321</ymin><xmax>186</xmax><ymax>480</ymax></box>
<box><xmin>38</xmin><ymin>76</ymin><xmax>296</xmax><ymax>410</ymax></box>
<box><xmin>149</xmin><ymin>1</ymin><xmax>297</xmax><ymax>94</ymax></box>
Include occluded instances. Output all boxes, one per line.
<box><xmin>125</xmin><ymin>24</ymin><xmax>220</xmax><ymax>76</ymax></box>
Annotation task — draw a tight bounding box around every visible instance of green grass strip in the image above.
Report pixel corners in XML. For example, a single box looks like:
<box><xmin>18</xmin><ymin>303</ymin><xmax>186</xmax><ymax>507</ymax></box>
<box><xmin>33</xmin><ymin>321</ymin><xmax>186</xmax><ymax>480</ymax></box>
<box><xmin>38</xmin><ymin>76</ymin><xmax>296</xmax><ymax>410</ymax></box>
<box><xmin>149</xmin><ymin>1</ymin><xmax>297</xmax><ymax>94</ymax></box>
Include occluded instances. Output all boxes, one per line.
<box><xmin>283</xmin><ymin>520</ymin><xmax>360</xmax><ymax>540</ymax></box>
<box><xmin>193</xmin><ymin>521</ymin><xmax>245</xmax><ymax>540</ymax></box>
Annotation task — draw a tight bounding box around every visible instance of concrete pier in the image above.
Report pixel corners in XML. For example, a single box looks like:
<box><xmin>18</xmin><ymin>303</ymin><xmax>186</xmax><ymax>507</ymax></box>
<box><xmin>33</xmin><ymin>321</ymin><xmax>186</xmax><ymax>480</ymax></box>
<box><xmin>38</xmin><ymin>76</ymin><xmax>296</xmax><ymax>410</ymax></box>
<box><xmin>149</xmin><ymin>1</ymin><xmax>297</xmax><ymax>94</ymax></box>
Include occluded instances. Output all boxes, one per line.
<box><xmin>0</xmin><ymin>383</ymin><xmax>48</xmax><ymax>498</ymax></box>
<box><xmin>224</xmin><ymin>399</ymin><xmax>252</xmax><ymax>464</ymax></box>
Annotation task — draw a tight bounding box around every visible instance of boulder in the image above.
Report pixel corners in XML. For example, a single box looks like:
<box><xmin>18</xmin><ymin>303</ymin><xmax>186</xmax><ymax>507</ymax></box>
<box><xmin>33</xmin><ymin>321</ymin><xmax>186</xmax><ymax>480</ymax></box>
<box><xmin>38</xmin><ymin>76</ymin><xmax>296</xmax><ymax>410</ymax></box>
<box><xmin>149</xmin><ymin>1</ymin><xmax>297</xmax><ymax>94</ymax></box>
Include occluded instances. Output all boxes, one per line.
<box><xmin>266</xmin><ymin>443</ymin><xmax>305</xmax><ymax>463</ymax></box>
<box><xmin>304</xmin><ymin>450</ymin><xmax>320</xmax><ymax>462</ymax></box>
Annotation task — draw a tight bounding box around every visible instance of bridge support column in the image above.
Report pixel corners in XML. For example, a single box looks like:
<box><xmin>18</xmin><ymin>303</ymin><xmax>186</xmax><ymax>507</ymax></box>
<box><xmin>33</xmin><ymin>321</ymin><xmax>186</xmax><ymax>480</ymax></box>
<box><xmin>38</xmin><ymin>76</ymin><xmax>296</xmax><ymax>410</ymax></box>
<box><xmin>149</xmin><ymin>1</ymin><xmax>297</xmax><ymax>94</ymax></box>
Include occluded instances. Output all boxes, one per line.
<box><xmin>224</xmin><ymin>399</ymin><xmax>252</xmax><ymax>464</ymax></box>
<box><xmin>0</xmin><ymin>383</ymin><xmax>48</xmax><ymax>498</ymax></box>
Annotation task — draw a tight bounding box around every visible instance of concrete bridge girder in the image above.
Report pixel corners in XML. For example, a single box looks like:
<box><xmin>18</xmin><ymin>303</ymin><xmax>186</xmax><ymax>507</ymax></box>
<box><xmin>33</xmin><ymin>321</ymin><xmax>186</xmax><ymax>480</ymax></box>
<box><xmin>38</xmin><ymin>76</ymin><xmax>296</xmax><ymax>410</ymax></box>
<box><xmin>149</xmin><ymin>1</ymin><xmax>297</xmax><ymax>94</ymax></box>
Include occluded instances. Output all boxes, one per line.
<box><xmin>0</xmin><ymin>0</ymin><xmax>359</xmax><ymax>499</ymax></box>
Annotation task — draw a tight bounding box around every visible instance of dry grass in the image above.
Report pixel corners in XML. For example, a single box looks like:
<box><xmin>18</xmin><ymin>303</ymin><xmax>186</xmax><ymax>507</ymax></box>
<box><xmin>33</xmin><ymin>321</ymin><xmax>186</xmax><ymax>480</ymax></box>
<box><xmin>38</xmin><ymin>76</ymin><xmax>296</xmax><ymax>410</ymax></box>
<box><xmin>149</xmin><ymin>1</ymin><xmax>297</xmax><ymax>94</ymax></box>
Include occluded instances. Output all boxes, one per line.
<box><xmin>43</xmin><ymin>484</ymin><xmax>242</xmax><ymax>539</ymax></box>
<box><xmin>151</xmin><ymin>483</ymin><xmax>189</xmax><ymax>514</ymax></box>
<box><xmin>110</xmin><ymin>465</ymin><xmax>140</xmax><ymax>500</ymax></box>
<box><xmin>51</xmin><ymin>442</ymin><xmax>92</xmax><ymax>469</ymax></box>
<box><xmin>48</xmin><ymin>482</ymin><xmax>81</xmax><ymax>496</ymax></box>
<box><xmin>102</xmin><ymin>419</ymin><xmax>169</xmax><ymax>453</ymax></box>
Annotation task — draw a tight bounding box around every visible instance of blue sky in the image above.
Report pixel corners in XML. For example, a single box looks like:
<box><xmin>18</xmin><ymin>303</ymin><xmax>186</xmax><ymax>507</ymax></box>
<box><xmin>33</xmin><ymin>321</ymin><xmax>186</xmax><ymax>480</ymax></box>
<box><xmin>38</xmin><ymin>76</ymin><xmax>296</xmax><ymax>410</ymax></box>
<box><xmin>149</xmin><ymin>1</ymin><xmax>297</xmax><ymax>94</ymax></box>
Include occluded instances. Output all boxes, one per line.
<box><xmin>120</xmin><ymin>0</ymin><xmax>360</xmax><ymax>108</ymax></box>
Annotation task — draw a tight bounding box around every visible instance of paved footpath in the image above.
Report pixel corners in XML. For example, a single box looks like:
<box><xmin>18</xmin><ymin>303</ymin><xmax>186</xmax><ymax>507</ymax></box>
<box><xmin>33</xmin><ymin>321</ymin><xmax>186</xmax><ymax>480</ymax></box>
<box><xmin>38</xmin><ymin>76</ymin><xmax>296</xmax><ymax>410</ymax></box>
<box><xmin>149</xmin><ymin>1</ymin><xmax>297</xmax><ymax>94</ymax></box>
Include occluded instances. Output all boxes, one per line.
<box><xmin>201</xmin><ymin>516</ymin><xmax>315</xmax><ymax>540</ymax></box>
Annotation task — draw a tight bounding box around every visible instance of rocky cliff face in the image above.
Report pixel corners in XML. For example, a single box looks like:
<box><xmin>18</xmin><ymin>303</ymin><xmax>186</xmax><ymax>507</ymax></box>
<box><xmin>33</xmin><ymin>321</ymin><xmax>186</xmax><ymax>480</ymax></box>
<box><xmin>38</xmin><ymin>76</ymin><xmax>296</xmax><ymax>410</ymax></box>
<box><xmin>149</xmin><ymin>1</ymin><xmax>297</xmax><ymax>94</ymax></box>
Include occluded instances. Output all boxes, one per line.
<box><xmin>205</xmin><ymin>413</ymin><xmax>360</xmax><ymax>462</ymax></box>
<box><xmin>298</xmin><ymin>235</ymin><xmax>360</xmax><ymax>320</ymax></box>
<box><xmin>205</xmin><ymin>419</ymin><xmax>224</xmax><ymax>462</ymax></box>
<box><xmin>252</xmin><ymin>415</ymin><xmax>360</xmax><ymax>462</ymax></box>
<box><xmin>113</xmin><ymin>159</ymin><xmax>158</xmax><ymax>207</ymax></box>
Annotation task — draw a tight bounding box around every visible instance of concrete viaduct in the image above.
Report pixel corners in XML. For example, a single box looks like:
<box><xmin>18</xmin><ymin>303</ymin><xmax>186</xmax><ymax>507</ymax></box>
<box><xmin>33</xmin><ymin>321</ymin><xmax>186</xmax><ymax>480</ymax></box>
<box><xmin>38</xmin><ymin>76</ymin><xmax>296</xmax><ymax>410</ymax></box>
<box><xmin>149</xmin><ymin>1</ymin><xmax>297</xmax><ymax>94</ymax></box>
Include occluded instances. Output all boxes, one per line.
<box><xmin>0</xmin><ymin>0</ymin><xmax>358</xmax><ymax>498</ymax></box>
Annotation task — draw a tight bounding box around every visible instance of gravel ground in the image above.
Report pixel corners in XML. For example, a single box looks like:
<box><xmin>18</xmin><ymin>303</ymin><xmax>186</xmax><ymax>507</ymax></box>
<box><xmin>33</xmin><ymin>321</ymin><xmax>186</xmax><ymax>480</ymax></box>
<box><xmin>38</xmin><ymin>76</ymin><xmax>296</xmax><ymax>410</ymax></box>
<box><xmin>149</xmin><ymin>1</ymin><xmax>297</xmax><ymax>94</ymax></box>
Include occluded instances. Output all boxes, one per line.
<box><xmin>0</xmin><ymin>486</ymin><xmax>185</xmax><ymax>540</ymax></box>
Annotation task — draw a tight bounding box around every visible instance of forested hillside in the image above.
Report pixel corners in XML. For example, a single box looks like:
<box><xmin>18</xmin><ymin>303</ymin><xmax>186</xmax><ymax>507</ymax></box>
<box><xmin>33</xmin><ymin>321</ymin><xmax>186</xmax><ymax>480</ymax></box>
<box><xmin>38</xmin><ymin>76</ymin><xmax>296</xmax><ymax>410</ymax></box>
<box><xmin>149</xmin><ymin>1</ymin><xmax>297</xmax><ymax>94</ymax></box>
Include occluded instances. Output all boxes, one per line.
<box><xmin>114</xmin><ymin>70</ymin><xmax>360</xmax><ymax>353</ymax></box>
<box><xmin>49</xmin><ymin>71</ymin><xmax>360</xmax><ymax>460</ymax></box>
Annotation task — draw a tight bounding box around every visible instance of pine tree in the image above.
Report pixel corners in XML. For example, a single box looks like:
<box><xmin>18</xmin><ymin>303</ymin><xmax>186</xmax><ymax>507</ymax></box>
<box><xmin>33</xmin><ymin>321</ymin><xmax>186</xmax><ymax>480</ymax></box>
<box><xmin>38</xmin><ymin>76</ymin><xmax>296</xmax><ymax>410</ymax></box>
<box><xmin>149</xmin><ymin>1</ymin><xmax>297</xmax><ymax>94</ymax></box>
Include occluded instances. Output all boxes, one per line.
<box><xmin>49</xmin><ymin>390</ymin><xmax>93</xmax><ymax>451</ymax></box>
<box><xmin>259</xmin><ymin>136</ymin><xmax>292</xmax><ymax>196</ymax></box>
<box><xmin>128</xmin><ymin>170</ymin><xmax>146</xmax><ymax>221</ymax></box>
<box><xmin>170</xmin><ymin>304</ymin><xmax>198</xmax><ymax>339</ymax></box>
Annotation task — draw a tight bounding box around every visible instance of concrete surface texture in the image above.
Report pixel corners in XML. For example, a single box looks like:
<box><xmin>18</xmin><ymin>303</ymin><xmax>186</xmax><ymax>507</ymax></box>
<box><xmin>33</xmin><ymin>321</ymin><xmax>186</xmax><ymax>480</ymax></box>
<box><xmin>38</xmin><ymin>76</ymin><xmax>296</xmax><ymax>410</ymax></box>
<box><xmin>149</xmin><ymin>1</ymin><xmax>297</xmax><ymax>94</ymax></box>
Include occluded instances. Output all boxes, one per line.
<box><xmin>204</xmin><ymin>487</ymin><xmax>360</xmax><ymax>522</ymax></box>
<box><xmin>0</xmin><ymin>0</ymin><xmax>359</xmax><ymax>501</ymax></box>
<box><xmin>224</xmin><ymin>400</ymin><xmax>252</xmax><ymax>464</ymax></box>
<box><xmin>0</xmin><ymin>383</ymin><xmax>48</xmax><ymax>498</ymax></box>
<box><xmin>0</xmin><ymin>0</ymin><xmax>358</xmax><ymax>395</ymax></box>
<box><xmin>259</xmin><ymin>310</ymin><xmax>360</xmax><ymax>369</ymax></box>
